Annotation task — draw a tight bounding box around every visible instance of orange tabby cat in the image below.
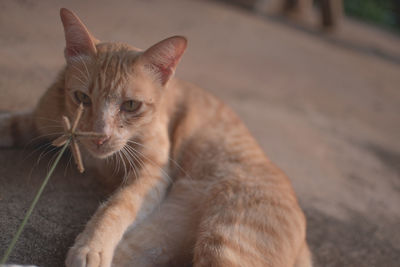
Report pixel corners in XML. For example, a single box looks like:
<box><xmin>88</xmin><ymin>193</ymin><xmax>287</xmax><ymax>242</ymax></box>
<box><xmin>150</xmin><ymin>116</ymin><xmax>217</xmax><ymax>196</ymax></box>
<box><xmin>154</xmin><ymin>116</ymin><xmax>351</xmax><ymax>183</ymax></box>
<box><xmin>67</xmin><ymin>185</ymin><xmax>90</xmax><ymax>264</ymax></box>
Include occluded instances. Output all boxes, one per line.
<box><xmin>0</xmin><ymin>8</ymin><xmax>312</xmax><ymax>267</ymax></box>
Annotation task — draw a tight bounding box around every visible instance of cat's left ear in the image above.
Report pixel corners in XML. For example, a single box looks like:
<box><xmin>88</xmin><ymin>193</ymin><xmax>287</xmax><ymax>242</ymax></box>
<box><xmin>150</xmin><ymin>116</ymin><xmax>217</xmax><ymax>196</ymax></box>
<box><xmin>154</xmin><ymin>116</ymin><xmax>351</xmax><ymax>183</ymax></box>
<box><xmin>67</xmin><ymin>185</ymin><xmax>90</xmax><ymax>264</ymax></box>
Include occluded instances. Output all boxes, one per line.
<box><xmin>140</xmin><ymin>36</ymin><xmax>187</xmax><ymax>86</ymax></box>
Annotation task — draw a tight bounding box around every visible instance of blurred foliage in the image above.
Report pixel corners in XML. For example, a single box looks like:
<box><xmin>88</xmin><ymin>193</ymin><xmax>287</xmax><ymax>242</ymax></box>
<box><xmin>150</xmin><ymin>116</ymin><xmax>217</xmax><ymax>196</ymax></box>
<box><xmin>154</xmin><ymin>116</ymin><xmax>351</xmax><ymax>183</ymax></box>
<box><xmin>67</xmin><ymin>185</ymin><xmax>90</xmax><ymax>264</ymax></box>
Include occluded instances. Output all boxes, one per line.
<box><xmin>344</xmin><ymin>0</ymin><xmax>400</xmax><ymax>32</ymax></box>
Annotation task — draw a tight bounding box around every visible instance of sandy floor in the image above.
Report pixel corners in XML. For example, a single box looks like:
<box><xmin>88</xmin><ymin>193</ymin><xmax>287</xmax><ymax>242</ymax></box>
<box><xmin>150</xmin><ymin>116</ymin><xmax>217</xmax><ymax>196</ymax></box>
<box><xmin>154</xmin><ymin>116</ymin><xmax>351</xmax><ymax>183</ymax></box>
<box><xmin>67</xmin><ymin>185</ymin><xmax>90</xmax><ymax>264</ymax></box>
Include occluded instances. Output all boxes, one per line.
<box><xmin>0</xmin><ymin>0</ymin><xmax>399</xmax><ymax>266</ymax></box>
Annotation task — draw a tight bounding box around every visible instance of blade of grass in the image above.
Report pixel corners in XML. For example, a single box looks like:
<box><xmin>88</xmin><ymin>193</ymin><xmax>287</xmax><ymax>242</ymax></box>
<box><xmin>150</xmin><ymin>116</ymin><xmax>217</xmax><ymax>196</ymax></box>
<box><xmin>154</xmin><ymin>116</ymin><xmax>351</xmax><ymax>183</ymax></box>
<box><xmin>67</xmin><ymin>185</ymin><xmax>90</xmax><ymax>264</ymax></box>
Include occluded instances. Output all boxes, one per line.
<box><xmin>0</xmin><ymin>138</ymin><xmax>71</xmax><ymax>264</ymax></box>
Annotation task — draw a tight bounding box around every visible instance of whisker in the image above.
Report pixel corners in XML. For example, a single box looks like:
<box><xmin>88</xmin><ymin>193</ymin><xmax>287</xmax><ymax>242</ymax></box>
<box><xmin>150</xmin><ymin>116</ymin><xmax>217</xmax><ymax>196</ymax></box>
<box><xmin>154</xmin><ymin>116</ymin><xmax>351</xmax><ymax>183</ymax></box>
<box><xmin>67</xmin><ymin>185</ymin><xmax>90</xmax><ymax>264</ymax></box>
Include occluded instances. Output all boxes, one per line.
<box><xmin>127</xmin><ymin>139</ymin><xmax>192</xmax><ymax>180</ymax></box>
<box><xmin>36</xmin><ymin>125</ymin><xmax>64</xmax><ymax>131</ymax></box>
<box><xmin>120</xmin><ymin>149</ymin><xmax>131</xmax><ymax>186</ymax></box>
<box><xmin>121</xmin><ymin>147</ymin><xmax>139</xmax><ymax>180</ymax></box>
<box><xmin>21</xmin><ymin>142</ymin><xmax>53</xmax><ymax>164</ymax></box>
<box><xmin>123</xmin><ymin>145</ymin><xmax>166</xmax><ymax>213</ymax></box>
<box><xmin>34</xmin><ymin>116</ymin><xmax>63</xmax><ymax>123</ymax></box>
<box><xmin>25</xmin><ymin>132</ymin><xmax>65</xmax><ymax>146</ymax></box>
<box><xmin>125</xmin><ymin>141</ymin><xmax>202</xmax><ymax>204</ymax></box>
<box><xmin>47</xmin><ymin>146</ymin><xmax>61</xmax><ymax>172</ymax></box>
<box><xmin>124</xmin><ymin>145</ymin><xmax>144</xmax><ymax>168</ymax></box>
<box><xmin>24</xmin><ymin>143</ymin><xmax>58</xmax><ymax>184</ymax></box>
<box><xmin>121</xmin><ymin>149</ymin><xmax>137</xmax><ymax>184</ymax></box>
<box><xmin>121</xmin><ymin>148</ymin><xmax>134</xmax><ymax>175</ymax></box>
<box><xmin>125</xmin><ymin>144</ymin><xmax>174</xmax><ymax>185</ymax></box>
<box><xmin>64</xmin><ymin>152</ymin><xmax>73</xmax><ymax>177</ymax></box>
<box><xmin>115</xmin><ymin>153</ymin><xmax>121</xmax><ymax>177</ymax></box>
<box><xmin>37</xmin><ymin>146</ymin><xmax>59</xmax><ymax>166</ymax></box>
<box><xmin>24</xmin><ymin>142</ymin><xmax>53</xmax><ymax>185</ymax></box>
<box><xmin>128</xmin><ymin>144</ymin><xmax>202</xmax><ymax>202</ymax></box>
<box><xmin>124</xmin><ymin>145</ymin><xmax>147</xmax><ymax>173</ymax></box>
<box><xmin>118</xmin><ymin>151</ymin><xmax>127</xmax><ymax>183</ymax></box>
<box><xmin>111</xmin><ymin>153</ymin><xmax>119</xmax><ymax>177</ymax></box>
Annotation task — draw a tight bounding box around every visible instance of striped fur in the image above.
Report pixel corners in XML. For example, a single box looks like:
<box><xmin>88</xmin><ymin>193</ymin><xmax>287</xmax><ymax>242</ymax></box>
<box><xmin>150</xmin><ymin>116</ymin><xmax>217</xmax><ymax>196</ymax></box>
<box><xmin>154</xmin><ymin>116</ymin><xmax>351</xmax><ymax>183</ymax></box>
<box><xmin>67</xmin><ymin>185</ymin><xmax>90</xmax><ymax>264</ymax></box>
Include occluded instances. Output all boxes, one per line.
<box><xmin>0</xmin><ymin>8</ymin><xmax>311</xmax><ymax>267</ymax></box>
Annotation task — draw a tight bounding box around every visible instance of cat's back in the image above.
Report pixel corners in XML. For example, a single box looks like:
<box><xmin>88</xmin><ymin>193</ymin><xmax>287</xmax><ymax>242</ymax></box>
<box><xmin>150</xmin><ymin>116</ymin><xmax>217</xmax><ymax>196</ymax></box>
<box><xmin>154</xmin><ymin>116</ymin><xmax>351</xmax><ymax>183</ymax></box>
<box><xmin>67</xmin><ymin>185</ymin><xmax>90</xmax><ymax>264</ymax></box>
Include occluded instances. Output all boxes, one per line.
<box><xmin>169</xmin><ymin>78</ymin><xmax>296</xmax><ymax>191</ymax></box>
<box><xmin>168</xmin><ymin>78</ymin><xmax>251</xmax><ymax>142</ymax></box>
<box><xmin>169</xmin><ymin>78</ymin><xmax>269</xmax><ymax>166</ymax></box>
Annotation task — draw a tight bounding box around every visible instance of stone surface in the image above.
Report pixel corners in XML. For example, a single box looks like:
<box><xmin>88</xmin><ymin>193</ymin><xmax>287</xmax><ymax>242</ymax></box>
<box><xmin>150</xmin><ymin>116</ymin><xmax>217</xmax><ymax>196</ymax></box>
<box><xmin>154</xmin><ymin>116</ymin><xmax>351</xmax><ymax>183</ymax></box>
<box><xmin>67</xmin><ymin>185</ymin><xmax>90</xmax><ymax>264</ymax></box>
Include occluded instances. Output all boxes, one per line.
<box><xmin>0</xmin><ymin>0</ymin><xmax>399</xmax><ymax>266</ymax></box>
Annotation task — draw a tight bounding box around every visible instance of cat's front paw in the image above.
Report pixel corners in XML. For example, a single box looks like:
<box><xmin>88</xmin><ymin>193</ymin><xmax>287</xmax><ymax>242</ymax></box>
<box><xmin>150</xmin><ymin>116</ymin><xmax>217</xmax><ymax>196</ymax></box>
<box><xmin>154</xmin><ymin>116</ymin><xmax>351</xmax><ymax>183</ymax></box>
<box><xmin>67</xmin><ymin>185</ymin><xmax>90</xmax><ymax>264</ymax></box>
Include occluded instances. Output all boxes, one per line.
<box><xmin>65</xmin><ymin>241</ymin><xmax>114</xmax><ymax>267</ymax></box>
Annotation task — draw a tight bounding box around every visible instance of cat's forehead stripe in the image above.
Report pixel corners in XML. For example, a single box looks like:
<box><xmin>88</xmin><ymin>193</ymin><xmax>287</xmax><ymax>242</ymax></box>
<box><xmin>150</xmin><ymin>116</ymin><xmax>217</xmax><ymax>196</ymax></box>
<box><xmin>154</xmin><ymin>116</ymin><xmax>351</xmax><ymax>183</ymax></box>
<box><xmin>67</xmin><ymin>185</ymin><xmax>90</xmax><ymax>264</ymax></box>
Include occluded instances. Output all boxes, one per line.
<box><xmin>91</xmin><ymin>52</ymin><xmax>131</xmax><ymax>95</ymax></box>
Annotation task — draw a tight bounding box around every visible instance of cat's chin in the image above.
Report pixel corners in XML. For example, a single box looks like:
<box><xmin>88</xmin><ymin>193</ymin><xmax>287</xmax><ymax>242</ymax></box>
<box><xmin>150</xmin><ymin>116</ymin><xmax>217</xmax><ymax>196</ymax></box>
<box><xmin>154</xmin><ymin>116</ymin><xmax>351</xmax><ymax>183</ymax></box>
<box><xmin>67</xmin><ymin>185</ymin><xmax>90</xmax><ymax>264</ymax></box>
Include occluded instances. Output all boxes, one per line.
<box><xmin>84</xmin><ymin>145</ymin><xmax>118</xmax><ymax>159</ymax></box>
<box><xmin>91</xmin><ymin>151</ymin><xmax>115</xmax><ymax>159</ymax></box>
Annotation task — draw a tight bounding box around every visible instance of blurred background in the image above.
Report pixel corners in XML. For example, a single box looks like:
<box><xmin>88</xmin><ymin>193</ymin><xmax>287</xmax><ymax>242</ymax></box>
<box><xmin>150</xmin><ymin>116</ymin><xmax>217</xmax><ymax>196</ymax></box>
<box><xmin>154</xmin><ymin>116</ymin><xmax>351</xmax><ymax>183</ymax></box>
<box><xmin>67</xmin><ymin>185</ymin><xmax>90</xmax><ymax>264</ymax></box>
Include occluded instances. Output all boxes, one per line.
<box><xmin>0</xmin><ymin>0</ymin><xmax>399</xmax><ymax>266</ymax></box>
<box><xmin>343</xmin><ymin>0</ymin><xmax>400</xmax><ymax>31</ymax></box>
<box><xmin>231</xmin><ymin>0</ymin><xmax>400</xmax><ymax>32</ymax></box>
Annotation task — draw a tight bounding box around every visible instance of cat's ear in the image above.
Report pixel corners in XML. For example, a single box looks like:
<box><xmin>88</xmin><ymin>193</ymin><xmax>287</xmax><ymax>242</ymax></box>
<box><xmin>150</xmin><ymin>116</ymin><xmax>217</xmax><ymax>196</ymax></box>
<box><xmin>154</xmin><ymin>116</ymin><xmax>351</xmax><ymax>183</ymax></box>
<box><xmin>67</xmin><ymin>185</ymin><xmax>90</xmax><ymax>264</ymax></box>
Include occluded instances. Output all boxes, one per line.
<box><xmin>140</xmin><ymin>36</ymin><xmax>187</xmax><ymax>86</ymax></box>
<box><xmin>60</xmin><ymin>8</ymin><xmax>98</xmax><ymax>60</ymax></box>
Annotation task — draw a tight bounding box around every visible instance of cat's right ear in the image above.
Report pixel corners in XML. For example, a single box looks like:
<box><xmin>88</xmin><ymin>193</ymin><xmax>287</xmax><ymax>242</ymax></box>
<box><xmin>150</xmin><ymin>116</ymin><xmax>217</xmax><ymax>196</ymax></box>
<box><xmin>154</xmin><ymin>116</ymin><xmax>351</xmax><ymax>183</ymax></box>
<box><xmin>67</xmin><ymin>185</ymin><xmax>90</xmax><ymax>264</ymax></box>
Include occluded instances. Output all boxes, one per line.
<box><xmin>60</xmin><ymin>8</ymin><xmax>97</xmax><ymax>60</ymax></box>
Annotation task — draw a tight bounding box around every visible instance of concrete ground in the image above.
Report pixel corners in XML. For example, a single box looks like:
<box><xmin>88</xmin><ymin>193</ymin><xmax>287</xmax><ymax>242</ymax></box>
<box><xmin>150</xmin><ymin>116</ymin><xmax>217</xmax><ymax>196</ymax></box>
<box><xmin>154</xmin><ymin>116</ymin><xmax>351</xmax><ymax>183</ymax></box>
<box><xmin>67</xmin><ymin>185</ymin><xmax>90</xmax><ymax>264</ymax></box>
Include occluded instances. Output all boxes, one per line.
<box><xmin>0</xmin><ymin>0</ymin><xmax>399</xmax><ymax>266</ymax></box>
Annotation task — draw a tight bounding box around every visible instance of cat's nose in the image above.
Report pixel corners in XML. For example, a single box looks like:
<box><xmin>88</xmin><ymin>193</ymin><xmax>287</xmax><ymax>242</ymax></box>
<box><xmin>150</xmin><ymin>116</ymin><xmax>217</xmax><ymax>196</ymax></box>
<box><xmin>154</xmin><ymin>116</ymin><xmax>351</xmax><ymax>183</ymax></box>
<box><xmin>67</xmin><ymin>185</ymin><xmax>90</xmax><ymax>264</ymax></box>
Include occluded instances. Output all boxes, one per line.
<box><xmin>92</xmin><ymin>135</ymin><xmax>110</xmax><ymax>146</ymax></box>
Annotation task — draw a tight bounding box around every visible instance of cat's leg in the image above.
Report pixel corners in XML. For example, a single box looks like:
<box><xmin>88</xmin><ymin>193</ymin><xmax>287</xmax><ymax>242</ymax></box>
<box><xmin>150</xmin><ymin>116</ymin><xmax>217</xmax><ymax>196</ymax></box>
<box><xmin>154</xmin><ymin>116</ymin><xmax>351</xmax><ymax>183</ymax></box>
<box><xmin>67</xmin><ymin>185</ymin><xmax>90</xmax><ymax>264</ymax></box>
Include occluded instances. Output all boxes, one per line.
<box><xmin>192</xmin><ymin>177</ymin><xmax>308</xmax><ymax>267</ymax></box>
<box><xmin>65</xmin><ymin>166</ymin><xmax>172</xmax><ymax>267</ymax></box>
<box><xmin>112</xmin><ymin>179</ymin><xmax>202</xmax><ymax>267</ymax></box>
<box><xmin>0</xmin><ymin>110</ymin><xmax>37</xmax><ymax>147</ymax></box>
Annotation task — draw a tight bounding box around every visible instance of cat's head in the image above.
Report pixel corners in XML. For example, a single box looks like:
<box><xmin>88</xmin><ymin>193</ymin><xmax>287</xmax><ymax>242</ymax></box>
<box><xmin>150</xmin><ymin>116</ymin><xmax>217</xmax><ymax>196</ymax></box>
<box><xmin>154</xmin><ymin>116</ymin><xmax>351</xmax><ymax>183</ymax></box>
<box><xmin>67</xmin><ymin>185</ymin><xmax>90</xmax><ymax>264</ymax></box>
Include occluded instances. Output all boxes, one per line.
<box><xmin>60</xmin><ymin>8</ymin><xmax>186</xmax><ymax>159</ymax></box>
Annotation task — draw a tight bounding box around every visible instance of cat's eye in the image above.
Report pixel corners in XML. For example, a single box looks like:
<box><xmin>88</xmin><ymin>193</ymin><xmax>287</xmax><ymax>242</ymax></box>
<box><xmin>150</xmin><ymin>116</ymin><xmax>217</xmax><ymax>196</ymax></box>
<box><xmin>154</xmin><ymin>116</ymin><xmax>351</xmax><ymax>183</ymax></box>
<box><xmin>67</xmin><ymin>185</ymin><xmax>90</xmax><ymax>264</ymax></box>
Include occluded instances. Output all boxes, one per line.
<box><xmin>121</xmin><ymin>100</ymin><xmax>142</xmax><ymax>113</ymax></box>
<box><xmin>74</xmin><ymin>91</ymin><xmax>91</xmax><ymax>106</ymax></box>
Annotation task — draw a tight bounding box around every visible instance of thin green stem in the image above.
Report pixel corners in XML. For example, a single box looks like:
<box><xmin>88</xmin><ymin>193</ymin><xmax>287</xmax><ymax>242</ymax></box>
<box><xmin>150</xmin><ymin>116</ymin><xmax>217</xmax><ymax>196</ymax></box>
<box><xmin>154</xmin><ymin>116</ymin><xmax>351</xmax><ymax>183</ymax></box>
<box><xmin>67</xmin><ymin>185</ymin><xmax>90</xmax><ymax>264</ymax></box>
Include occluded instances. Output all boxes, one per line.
<box><xmin>0</xmin><ymin>139</ymin><xmax>71</xmax><ymax>264</ymax></box>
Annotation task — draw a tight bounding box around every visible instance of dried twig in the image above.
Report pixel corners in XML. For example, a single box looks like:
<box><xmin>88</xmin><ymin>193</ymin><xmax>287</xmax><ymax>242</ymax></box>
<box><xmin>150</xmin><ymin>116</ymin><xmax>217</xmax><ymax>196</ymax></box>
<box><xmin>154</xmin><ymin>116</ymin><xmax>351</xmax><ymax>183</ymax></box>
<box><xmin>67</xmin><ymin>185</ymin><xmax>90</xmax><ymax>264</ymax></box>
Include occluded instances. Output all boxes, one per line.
<box><xmin>52</xmin><ymin>103</ymin><xmax>106</xmax><ymax>173</ymax></box>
